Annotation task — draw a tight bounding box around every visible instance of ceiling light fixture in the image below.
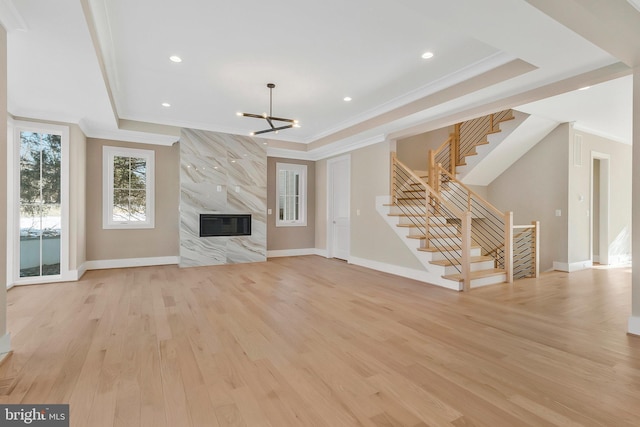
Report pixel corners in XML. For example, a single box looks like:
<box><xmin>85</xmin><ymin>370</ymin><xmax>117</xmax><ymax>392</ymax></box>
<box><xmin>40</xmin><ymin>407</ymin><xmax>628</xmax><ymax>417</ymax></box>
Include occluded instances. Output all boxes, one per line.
<box><xmin>169</xmin><ymin>55</ymin><xmax>182</xmax><ymax>63</ymax></box>
<box><xmin>238</xmin><ymin>83</ymin><xmax>299</xmax><ymax>136</ymax></box>
<box><xmin>343</xmin><ymin>96</ymin><xmax>352</xmax><ymax>102</ymax></box>
<box><xmin>161</xmin><ymin>102</ymin><xmax>171</xmax><ymax>107</ymax></box>
<box><xmin>421</xmin><ymin>51</ymin><xmax>434</xmax><ymax>59</ymax></box>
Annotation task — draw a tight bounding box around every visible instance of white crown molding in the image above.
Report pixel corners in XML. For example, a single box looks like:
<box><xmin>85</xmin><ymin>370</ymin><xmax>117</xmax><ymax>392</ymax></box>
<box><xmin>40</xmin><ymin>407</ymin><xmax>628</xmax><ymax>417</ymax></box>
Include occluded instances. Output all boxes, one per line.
<box><xmin>120</xmin><ymin>113</ymin><xmax>307</xmax><ymax>144</ymax></box>
<box><xmin>308</xmin><ymin>133</ymin><xmax>387</xmax><ymax>160</ymax></box>
<box><xmin>302</xmin><ymin>51</ymin><xmax>516</xmax><ymax>144</ymax></box>
<box><xmin>10</xmin><ymin>108</ymin><xmax>82</xmax><ymax>128</ymax></box>
<box><xmin>80</xmin><ymin>120</ymin><xmax>178</xmax><ymax>146</ymax></box>
<box><xmin>110</xmin><ymin>52</ymin><xmax>515</xmax><ymax>148</ymax></box>
<box><xmin>572</xmin><ymin>123</ymin><xmax>630</xmax><ymax>145</ymax></box>
<box><xmin>266</xmin><ymin>147</ymin><xmax>315</xmax><ymax>161</ymax></box>
<box><xmin>0</xmin><ymin>0</ymin><xmax>27</xmax><ymax>32</ymax></box>
<box><xmin>268</xmin><ymin>133</ymin><xmax>387</xmax><ymax>161</ymax></box>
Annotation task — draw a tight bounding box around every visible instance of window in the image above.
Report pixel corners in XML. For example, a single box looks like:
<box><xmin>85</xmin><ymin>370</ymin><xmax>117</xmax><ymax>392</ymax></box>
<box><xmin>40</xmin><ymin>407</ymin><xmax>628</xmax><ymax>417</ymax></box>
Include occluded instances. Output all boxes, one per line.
<box><xmin>103</xmin><ymin>146</ymin><xmax>155</xmax><ymax>229</ymax></box>
<box><xmin>276</xmin><ymin>163</ymin><xmax>307</xmax><ymax>227</ymax></box>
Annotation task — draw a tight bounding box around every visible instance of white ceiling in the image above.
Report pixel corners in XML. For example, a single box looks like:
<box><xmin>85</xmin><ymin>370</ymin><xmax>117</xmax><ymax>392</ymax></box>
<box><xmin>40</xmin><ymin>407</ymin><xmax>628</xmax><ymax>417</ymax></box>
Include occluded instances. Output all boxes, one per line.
<box><xmin>517</xmin><ymin>75</ymin><xmax>632</xmax><ymax>144</ymax></box>
<box><xmin>3</xmin><ymin>0</ymin><xmax>638</xmax><ymax>150</ymax></box>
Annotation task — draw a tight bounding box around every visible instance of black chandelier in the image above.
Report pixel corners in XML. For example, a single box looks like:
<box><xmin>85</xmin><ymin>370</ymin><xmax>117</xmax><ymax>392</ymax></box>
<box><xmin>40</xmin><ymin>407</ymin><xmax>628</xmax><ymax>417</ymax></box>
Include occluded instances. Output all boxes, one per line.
<box><xmin>237</xmin><ymin>83</ymin><xmax>299</xmax><ymax>136</ymax></box>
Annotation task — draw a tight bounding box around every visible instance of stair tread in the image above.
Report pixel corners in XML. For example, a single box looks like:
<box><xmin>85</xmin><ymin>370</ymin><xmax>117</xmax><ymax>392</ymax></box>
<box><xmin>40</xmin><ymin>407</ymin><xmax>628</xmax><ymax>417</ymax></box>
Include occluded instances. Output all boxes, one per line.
<box><xmin>387</xmin><ymin>213</ymin><xmax>425</xmax><ymax>217</ymax></box>
<box><xmin>418</xmin><ymin>245</ymin><xmax>480</xmax><ymax>253</ymax></box>
<box><xmin>408</xmin><ymin>233</ymin><xmax>462</xmax><ymax>239</ymax></box>
<box><xmin>429</xmin><ymin>255</ymin><xmax>493</xmax><ymax>267</ymax></box>
<box><xmin>442</xmin><ymin>268</ymin><xmax>506</xmax><ymax>282</ymax></box>
<box><xmin>395</xmin><ymin>223</ymin><xmax>458</xmax><ymax>228</ymax></box>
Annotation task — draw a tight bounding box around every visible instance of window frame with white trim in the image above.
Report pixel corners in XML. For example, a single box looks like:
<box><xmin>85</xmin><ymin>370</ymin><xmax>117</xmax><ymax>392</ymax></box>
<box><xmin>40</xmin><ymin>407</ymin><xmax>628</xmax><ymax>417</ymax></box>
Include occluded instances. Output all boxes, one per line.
<box><xmin>103</xmin><ymin>146</ymin><xmax>155</xmax><ymax>229</ymax></box>
<box><xmin>276</xmin><ymin>162</ymin><xmax>307</xmax><ymax>227</ymax></box>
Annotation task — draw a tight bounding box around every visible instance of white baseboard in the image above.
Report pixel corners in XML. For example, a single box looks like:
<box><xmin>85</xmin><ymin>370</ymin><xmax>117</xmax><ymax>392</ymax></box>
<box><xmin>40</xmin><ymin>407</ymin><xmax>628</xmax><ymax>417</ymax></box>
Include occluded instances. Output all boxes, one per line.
<box><xmin>315</xmin><ymin>248</ymin><xmax>328</xmax><ymax>258</ymax></box>
<box><xmin>84</xmin><ymin>256</ymin><xmax>180</xmax><ymax>270</ymax></box>
<box><xmin>267</xmin><ymin>248</ymin><xmax>325</xmax><ymax>258</ymax></box>
<box><xmin>608</xmin><ymin>254</ymin><xmax>632</xmax><ymax>266</ymax></box>
<box><xmin>553</xmin><ymin>260</ymin><xmax>592</xmax><ymax>272</ymax></box>
<box><xmin>628</xmin><ymin>316</ymin><xmax>640</xmax><ymax>336</ymax></box>
<box><xmin>77</xmin><ymin>263</ymin><xmax>88</xmax><ymax>279</ymax></box>
<box><xmin>66</xmin><ymin>267</ymin><xmax>86</xmax><ymax>281</ymax></box>
<box><xmin>348</xmin><ymin>256</ymin><xmax>460</xmax><ymax>291</ymax></box>
<box><xmin>0</xmin><ymin>333</ymin><xmax>11</xmax><ymax>354</ymax></box>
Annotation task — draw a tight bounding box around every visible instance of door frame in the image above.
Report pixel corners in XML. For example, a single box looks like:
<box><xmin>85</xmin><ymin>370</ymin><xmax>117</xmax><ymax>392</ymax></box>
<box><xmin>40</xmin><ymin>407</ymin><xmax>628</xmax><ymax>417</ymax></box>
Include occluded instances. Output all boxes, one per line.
<box><xmin>326</xmin><ymin>154</ymin><xmax>351</xmax><ymax>260</ymax></box>
<box><xmin>590</xmin><ymin>151</ymin><xmax>610</xmax><ymax>265</ymax></box>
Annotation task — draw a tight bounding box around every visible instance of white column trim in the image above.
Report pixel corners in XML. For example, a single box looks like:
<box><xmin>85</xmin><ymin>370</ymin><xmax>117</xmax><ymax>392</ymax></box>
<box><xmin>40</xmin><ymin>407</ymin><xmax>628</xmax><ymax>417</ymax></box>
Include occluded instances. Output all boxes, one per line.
<box><xmin>628</xmin><ymin>316</ymin><xmax>640</xmax><ymax>336</ymax></box>
<box><xmin>0</xmin><ymin>333</ymin><xmax>11</xmax><ymax>355</ymax></box>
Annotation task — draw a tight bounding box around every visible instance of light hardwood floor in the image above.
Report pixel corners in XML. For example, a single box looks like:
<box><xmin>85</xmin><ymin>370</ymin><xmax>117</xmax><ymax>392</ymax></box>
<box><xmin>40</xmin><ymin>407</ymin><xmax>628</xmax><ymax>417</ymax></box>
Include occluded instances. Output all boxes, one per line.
<box><xmin>0</xmin><ymin>256</ymin><xmax>639</xmax><ymax>426</ymax></box>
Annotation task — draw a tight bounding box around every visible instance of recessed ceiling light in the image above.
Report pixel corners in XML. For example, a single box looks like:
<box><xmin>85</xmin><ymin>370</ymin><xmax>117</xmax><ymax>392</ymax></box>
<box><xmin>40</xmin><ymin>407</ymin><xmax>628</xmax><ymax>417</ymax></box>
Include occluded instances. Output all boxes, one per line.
<box><xmin>343</xmin><ymin>96</ymin><xmax>352</xmax><ymax>102</ymax></box>
<box><xmin>169</xmin><ymin>55</ymin><xmax>182</xmax><ymax>63</ymax></box>
<box><xmin>161</xmin><ymin>102</ymin><xmax>171</xmax><ymax>107</ymax></box>
<box><xmin>421</xmin><ymin>51</ymin><xmax>434</xmax><ymax>59</ymax></box>
<box><xmin>578</xmin><ymin>86</ymin><xmax>591</xmax><ymax>91</ymax></box>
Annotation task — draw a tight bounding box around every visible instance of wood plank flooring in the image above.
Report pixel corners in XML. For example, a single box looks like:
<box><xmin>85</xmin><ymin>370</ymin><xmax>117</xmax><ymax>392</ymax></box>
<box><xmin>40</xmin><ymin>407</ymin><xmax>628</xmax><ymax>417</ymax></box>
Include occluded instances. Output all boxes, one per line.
<box><xmin>0</xmin><ymin>256</ymin><xmax>639</xmax><ymax>426</ymax></box>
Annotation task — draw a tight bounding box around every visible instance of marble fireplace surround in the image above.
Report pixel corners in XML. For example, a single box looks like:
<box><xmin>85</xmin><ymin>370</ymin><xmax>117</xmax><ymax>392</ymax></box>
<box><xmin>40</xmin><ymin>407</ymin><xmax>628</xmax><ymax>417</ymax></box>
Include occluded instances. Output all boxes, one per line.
<box><xmin>179</xmin><ymin>128</ymin><xmax>267</xmax><ymax>267</ymax></box>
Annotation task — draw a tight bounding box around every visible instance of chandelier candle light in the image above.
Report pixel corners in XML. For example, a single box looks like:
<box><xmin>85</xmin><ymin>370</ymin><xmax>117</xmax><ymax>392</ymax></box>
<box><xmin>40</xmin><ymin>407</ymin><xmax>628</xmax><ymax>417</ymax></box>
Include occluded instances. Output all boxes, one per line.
<box><xmin>237</xmin><ymin>83</ymin><xmax>300</xmax><ymax>136</ymax></box>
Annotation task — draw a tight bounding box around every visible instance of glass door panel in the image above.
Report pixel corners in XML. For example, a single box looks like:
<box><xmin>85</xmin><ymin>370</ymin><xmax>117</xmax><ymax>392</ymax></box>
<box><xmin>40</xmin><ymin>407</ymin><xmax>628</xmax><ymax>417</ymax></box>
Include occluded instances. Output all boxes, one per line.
<box><xmin>18</xmin><ymin>131</ymin><xmax>61</xmax><ymax>277</ymax></box>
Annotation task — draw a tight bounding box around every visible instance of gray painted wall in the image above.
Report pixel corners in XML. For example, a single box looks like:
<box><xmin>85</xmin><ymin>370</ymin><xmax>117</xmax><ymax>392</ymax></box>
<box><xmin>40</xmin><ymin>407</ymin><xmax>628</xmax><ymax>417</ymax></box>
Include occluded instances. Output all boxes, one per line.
<box><xmin>488</xmin><ymin>123</ymin><xmax>569</xmax><ymax>271</ymax></box>
<box><xmin>568</xmin><ymin>129</ymin><xmax>632</xmax><ymax>264</ymax></box>
<box><xmin>396</xmin><ymin>127</ymin><xmax>451</xmax><ymax>171</ymax></box>
<box><xmin>267</xmin><ymin>157</ymin><xmax>316</xmax><ymax>251</ymax></box>
<box><xmin>86</xmin><ymin>138</ymin><xmax>180</xmax><ymax>261</ymax></box>
<box><xmin>349</xmin><ymin>142</ymin><xmax>424</xmax><ymax>269</ymax></box>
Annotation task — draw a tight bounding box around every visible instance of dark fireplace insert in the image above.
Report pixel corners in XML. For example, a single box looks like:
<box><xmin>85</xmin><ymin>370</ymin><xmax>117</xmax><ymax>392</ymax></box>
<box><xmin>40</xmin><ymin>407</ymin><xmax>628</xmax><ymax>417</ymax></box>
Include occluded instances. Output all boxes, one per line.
<box><xmin>199</xmin><ymin>214</ymin><xmax>251</xmax><ymax>237</ymax></box>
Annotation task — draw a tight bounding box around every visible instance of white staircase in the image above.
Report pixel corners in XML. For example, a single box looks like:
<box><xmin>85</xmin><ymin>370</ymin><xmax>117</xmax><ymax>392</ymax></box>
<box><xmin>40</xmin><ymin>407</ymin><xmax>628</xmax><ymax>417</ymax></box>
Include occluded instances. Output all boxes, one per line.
<box><xmin>376</xmin><ymin>195</ymin><xmax>507</xmax><ymax>291</ymax></box>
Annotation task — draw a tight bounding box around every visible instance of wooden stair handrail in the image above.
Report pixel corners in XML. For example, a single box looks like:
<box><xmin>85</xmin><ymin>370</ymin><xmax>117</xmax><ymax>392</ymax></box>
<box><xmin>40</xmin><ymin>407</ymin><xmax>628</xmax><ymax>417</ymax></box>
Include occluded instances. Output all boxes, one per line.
<box><xmin>393</xmin><ymin>156</ymin><xmax>465</xmax><ymax>219</ymax></box>
<box><xmin>431</xmin><ymin>109</ymin><xmax>514</xmax><ymax>177</ymax></box>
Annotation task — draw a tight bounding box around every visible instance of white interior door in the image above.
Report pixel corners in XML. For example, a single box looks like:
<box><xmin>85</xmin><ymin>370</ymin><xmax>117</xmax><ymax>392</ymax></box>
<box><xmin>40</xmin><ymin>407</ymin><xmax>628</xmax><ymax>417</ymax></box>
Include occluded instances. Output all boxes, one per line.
<box><xmin>328</xmin><ymin>155</ymin><xmax>350</xmax><ymax>260</ymax></box>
